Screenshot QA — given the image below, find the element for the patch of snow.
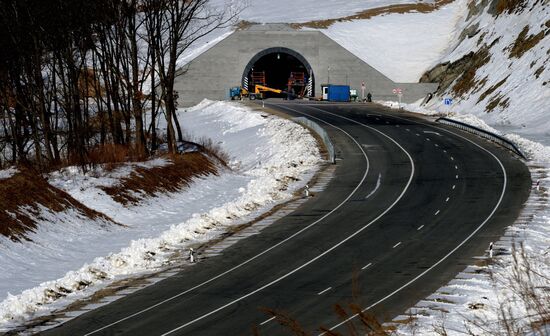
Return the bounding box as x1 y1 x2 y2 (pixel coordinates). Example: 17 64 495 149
0 100 321 330
0 167 18 180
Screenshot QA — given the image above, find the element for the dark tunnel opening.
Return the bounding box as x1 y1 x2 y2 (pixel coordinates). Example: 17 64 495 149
247 52 311 99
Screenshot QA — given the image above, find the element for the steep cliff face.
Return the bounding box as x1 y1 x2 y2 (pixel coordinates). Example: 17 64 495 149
421 0 550 138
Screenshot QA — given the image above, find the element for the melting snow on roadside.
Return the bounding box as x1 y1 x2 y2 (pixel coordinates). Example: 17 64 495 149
0 100 321 331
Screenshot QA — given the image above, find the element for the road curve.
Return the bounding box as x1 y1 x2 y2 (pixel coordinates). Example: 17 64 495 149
40 102 531 336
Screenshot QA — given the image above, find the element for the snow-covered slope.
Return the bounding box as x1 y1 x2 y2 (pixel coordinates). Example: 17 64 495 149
322 0 468 82
420 0 549 140
213 0 424 23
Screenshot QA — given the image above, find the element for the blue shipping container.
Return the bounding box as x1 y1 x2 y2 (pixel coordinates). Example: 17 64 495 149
327 85 350 102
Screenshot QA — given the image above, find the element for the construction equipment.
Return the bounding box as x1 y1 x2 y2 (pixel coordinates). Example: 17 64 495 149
229 86 249 100
251 71 266 86
249 84 297 100
250 84 281 100
287 72 306 97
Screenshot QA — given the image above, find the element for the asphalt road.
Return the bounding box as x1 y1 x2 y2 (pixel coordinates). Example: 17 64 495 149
40 101 531 336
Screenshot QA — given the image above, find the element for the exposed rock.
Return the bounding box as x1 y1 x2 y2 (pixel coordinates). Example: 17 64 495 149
459 23 481 42
420 45 491 95
467 0 490 20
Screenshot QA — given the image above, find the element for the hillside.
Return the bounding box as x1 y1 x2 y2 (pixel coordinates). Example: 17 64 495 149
421 0 549 143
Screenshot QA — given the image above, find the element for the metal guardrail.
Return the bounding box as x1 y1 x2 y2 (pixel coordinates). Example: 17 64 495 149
436 117 527 160
293 117 336 164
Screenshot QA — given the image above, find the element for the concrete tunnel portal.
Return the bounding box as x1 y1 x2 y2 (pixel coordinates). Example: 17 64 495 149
174 23 438 106
242 47 314 98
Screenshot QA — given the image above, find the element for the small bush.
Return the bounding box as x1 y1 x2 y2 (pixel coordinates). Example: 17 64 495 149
86 144 147 171
195 136 230 166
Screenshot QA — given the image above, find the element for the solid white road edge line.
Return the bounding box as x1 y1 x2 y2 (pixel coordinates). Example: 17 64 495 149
83 106 373 336
156 104 416 336
320 109 508 335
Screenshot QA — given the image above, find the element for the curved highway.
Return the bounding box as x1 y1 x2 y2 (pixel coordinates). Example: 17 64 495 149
41 101 531 336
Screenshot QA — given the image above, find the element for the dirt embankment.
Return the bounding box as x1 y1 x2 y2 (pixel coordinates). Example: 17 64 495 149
0 167 116 242
101 152 220 205
1 150 223 241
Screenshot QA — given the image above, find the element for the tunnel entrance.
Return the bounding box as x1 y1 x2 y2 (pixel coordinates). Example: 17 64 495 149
242 47 314 99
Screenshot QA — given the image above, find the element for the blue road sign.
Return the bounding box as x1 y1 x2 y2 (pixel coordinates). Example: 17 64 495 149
444 98 453 105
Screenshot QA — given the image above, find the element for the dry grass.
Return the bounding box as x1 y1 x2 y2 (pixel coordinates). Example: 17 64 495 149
0 167 114 241
256 304 395 336
100 152 218 205
78 68 105 98
195 137 230 165
236 20 256 30
87 143 147 171
291 0 454 29
510 25 545 58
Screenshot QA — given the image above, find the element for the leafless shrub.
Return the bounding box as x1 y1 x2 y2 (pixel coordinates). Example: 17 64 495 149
456 243 550 336
195 136 230 165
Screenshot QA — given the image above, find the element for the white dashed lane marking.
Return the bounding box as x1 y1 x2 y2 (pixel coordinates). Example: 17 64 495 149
317 287 332 295
260 317 276 326
393 242 402 249
417 225 424 231
362 263 372 270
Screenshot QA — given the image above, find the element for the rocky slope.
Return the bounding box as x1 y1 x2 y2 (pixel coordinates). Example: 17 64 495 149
421 0 549 141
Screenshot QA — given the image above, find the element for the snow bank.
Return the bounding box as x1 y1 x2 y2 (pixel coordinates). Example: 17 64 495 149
0 100 321 330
